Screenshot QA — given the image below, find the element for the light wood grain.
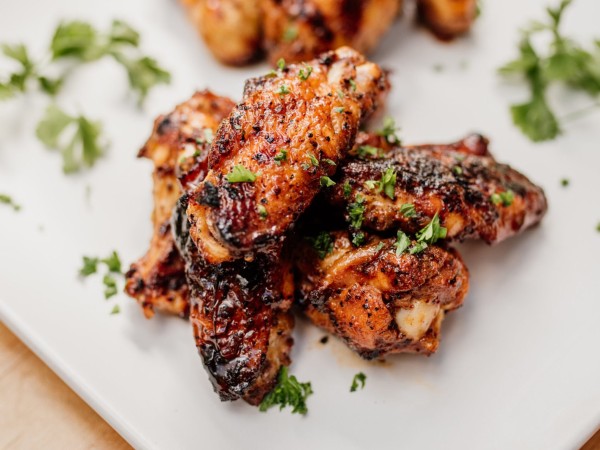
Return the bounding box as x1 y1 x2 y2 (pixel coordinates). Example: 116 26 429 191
0 320 598 449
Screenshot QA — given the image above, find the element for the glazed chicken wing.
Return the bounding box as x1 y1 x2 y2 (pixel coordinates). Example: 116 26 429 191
187 47 388 265
260 0 402 65
327 134 547 245
125 91 235 318
296 231 468 359
181 0 263 65
173 196 294 404
417 0 478 39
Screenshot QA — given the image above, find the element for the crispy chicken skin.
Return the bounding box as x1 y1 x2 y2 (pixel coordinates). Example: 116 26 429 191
417 0 478 39
125 91 235 318
187 47 388 264
296 231 468 359
181 0 263 65
173 196 294 404
328 134 548 245
260 0 402 65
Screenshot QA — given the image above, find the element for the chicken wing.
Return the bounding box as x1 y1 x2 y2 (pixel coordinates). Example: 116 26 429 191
327 134 547 244
416 0 478 39
260 0 402 65
187 47 388 264
181 0 263 66
295 231 468 359
125 91 235 318
173 196 294 404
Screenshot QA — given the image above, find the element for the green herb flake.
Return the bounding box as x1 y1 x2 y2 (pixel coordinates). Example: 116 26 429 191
298 64 313 81
348 195 366 230
356 145 381 159
409 241 428 255
394 230 411 256
277 84 290 95
350 372 366 392
103 274 118 299
282 26 298 43
560 178 570 187
226 165 257 183
377 167 397 199
308 153 319 166
415 212 447 245
351 231 366 247
257 204 268 219
334 107 344 113
343 181 352 199
364 180 377 190
101 251 122 273
308 232 334 259
277 58 286 71
274 149 288 165
320 176 336 188
490 190 515 207
259 366 313 415
110 304 121 315
79 256 99 276
323 158 336 166
374 242 385 252
453 166 463 176
0 194 21 211
349 79 357 91
377 117 401 144
399 203 417 218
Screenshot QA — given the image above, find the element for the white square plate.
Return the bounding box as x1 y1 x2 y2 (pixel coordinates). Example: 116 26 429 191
1 0 599 448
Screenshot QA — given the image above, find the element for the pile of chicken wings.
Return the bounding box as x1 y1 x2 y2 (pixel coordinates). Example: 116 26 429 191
126 48 547 406
181 0 479 66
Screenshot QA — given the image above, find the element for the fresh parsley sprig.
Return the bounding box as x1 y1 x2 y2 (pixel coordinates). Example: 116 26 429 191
499 0 600 142
350 372 367 392
79 250 124 311
307 232 334 259
259 367 313 415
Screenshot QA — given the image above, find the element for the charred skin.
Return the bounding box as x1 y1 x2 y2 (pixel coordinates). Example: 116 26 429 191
125 91 235 318
181 0 263 66
295 231 469 359
328 134 548 245
173 197 294 404
187 47 389 265
260 0 402 65
417 0 478 39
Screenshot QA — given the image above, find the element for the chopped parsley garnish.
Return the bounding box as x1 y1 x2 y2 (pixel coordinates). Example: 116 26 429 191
356 145 382 159
80 251 124 301
343 181 352 199
277 84 290 95
415 212 447 245
257 204 268 219
348 195 366 229
36 104 105 173
274 149 288 165
490 190 515 207
103 274 118 299
308 153 319 166
282 26 298 42
453 166 463 175
377 117 401 144
226 165 257 183
334 107 344 113
560 178 570 187
399 203 417 218
498 0 600 142
298 64 312 81
323 158 336 166
351 231 366 247
308 232 334 259
337 89 344 99
375 242 385 252
394 230 411 256
364 180 377 190
277 58 286 70
409 241 428 255
259 366 313 415
0 20 169 104
349 79 357 91
0 194 21 211
377 167 397 199
79 256 99 276
320 176 336 187
110 304 121 315
350 372 366 392
101 251 122 273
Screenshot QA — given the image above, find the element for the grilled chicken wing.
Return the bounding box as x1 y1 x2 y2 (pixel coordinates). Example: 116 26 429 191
187 47 388 264
296 231 468 359
173 196 294 404
327 134 547 245
125 91 235 318
417 0 478 39
181 0 263 65
260 0 402 65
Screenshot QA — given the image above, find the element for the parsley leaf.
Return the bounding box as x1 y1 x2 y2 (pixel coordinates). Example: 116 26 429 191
343 181 352 199
277 84 290 95
399 203 416 218
277 58 286 70
348 195 366 229
308 232 334 259
101 251 122 273
274 149 288 165
320 176 336 187
356 145 382 159
308 153 319 166
226 165 257 183
364 180 377 190
0 193 21 211
36 104 105 173
350 372 366 392
79 256 99 276
377 117 401 144
415 212 447 245
298 64 312 81
103 274 118 299
490 190 515 207
257 204 268 219
351 231 366 247
377 167 397 199
259 366 313 415
394 230 411 256
110 304 121 315
111 53 171 104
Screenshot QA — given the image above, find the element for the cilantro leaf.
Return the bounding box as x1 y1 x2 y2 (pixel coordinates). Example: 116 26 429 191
350 372 366 392
226 165 257 183
259 366 313 415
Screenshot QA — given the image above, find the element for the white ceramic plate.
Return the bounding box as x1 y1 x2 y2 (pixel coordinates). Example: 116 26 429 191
1 0 599 448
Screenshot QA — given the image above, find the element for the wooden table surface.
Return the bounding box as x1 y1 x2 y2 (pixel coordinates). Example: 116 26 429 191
0 320 598 450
